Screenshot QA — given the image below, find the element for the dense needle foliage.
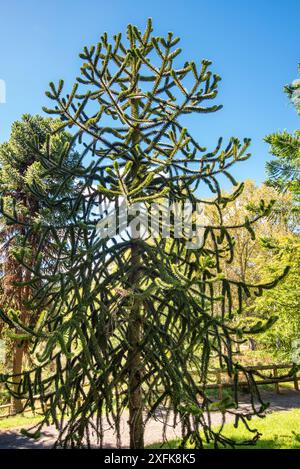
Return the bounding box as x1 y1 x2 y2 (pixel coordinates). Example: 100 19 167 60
0 114 79 412
265 64 300 206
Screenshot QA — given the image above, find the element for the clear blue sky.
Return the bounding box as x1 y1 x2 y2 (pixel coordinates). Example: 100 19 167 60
0 0 299 184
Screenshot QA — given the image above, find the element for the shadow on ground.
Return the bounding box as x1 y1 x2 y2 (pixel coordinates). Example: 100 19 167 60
0 389 299 449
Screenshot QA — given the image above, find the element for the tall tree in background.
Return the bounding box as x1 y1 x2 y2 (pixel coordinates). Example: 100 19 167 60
251 234 300 354
0 20 289 448
265 64 300 210
255 63 300 355
214 180 295 352
0 114 78 412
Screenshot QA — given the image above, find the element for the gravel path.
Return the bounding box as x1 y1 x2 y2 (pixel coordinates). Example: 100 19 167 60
0 389 299 449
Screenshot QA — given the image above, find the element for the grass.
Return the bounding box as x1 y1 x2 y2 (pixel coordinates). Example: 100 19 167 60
1 408 300 449
0 413 42 431
147 409 300 449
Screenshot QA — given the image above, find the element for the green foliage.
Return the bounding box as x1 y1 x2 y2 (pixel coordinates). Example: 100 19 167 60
0 114 80 399
253 236 300 355
265 64 300 206
0 413 41 430
0 20 287 449
148 409 300 449
0 114 80 227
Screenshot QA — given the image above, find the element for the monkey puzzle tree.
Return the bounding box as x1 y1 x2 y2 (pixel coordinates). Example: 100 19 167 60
0 20 291 448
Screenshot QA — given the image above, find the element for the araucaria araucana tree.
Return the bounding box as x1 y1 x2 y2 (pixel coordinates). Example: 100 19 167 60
0 20 291 448
0 114 79 413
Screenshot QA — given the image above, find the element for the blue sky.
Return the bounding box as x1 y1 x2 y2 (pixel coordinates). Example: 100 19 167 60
0 0 299 185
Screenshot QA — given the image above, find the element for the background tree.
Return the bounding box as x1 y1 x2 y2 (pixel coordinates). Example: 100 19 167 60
0 20 289 448
217 180 292 284
250 234 300 355
251 63 300 356
0 114 79 412
209 180 294 352
265 63 300 210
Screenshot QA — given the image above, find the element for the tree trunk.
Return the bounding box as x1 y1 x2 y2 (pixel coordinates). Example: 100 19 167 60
127 242 144 449
126 58 144 448
248 337 256 351
11 340 24 414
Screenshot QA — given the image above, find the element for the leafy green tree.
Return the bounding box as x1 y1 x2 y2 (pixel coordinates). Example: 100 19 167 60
265 64 300 208
0 20 289 448
0 114 78 412
251 235 300 355
259 63 300 356
209 180 294 351
214 180 292 284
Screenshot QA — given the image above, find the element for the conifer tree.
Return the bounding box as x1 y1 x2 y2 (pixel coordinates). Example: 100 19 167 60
0 114 79 412
0 20 291 448
265 64 300 208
